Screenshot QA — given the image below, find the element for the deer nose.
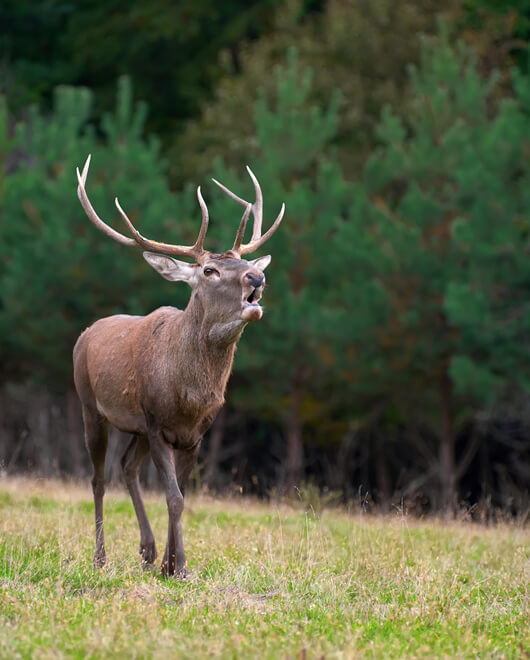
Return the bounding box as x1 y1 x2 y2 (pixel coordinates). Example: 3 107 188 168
246 272 264 288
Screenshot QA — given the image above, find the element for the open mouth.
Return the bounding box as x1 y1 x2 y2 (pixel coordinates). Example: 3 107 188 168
241 285 264 321
243 286 262 306
246 289 259 304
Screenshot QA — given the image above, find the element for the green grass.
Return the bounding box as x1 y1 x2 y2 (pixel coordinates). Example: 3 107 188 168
0 478 528 658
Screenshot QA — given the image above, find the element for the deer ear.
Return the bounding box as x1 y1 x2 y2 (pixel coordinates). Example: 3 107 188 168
143 252 198 285
248 255 271 271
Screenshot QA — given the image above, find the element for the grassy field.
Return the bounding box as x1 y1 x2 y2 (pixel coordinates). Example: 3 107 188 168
0 478 528 659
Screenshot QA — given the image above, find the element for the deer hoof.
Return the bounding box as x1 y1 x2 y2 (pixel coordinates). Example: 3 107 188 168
139 541 157 565
93 552 106 569
175 566 189 580
160 561 188 580
160 559 173 578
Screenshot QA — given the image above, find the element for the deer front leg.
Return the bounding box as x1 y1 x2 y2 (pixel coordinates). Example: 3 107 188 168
121 434 157 565
160 442 202 574
148 432 186 578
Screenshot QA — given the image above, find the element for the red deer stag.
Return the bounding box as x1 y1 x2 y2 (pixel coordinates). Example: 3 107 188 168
73 155 285 577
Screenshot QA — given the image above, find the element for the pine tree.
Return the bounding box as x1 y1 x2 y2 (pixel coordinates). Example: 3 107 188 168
172 0 464 187
0 77 195 386
334 35 530 510
205 50 349 489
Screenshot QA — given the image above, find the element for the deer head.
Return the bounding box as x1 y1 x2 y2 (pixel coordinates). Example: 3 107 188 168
76 155 285 325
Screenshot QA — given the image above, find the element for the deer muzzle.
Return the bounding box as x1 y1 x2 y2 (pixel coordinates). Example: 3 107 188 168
246 273 264 288
241 272 265 322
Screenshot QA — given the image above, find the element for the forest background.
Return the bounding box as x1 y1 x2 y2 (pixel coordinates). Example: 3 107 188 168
0 0 529 516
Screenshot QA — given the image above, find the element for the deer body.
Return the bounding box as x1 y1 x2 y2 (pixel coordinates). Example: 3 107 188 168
73 156 284 576
74 305 236 446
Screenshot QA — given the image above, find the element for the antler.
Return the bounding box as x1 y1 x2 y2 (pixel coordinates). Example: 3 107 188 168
76 154 209 260
212 166 285 256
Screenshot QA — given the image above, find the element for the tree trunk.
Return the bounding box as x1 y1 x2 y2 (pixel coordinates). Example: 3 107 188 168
203 407 226 491
375 433 391 511
439 369 457 515
284 376 304 492
67 385 85 476
334 429 356 498
28 390 51 476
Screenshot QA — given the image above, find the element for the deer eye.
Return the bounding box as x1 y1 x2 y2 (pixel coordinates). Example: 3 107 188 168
203 267 219 277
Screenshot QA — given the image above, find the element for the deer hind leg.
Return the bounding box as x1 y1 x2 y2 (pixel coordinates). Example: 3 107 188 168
121 434 157 565
176 442 202 497
82 405 108 568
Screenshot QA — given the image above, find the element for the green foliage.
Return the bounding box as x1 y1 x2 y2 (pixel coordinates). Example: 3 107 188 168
0 95 8 203
0 78 193 385
0 3 528 503
335 33 530 426
0 1 76 110
207 51 349 433
0 0 283 135
465 0 530 38
253 50 341 173
173 0 463 186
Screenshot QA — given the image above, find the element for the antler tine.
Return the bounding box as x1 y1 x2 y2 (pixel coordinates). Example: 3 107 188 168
194 186 209 253
239 202 285 255
114 195 207 260
245 166 263 241
76 154 210 261
211 177 248 207
212 168 262 241
212 167 285 256
76 155 137 247
232 203 252 252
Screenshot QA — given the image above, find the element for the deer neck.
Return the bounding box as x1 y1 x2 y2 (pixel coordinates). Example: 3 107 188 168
160 295 242 413
179 293 246 363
